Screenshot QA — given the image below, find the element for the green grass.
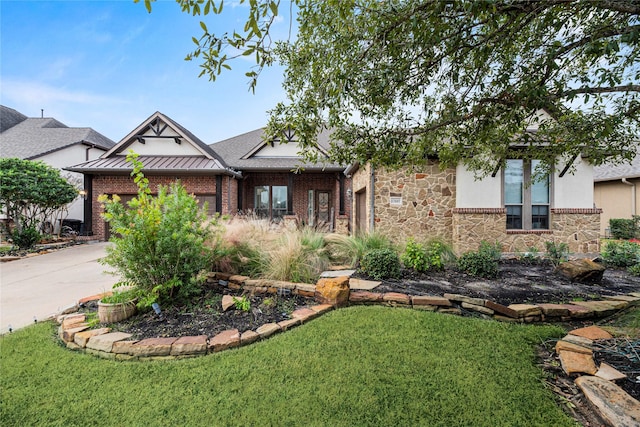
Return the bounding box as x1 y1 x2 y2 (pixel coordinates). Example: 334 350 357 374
1 306 576 426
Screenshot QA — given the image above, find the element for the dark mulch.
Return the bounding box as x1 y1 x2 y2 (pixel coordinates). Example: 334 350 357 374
368 258 640 306
81 259 639 426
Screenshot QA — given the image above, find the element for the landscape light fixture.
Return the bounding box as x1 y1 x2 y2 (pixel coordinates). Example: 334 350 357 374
152 303 163 319
8 324 12 333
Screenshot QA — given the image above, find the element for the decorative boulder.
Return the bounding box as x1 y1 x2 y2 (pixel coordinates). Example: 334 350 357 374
555 259 605 284
315 276 350 307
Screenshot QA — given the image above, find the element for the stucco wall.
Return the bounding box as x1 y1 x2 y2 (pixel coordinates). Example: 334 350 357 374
553 155 594 209
126 136 203 156
455 164 501 208
37 145 106 222
594 178 639 236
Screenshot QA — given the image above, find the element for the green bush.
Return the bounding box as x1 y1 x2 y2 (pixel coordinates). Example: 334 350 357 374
11 226 40 250
100 152 215 309
360 248 401 280
544 241 569 266
602 240 640 268
401 238 450 272
457 241 500 278
325 232 395 267
627 263 640 276
609 218 638 240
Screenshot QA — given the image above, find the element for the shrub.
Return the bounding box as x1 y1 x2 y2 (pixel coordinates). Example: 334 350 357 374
11 226 40 250
457 241 500 278
99 152 215 309
602 240 640 268
401 238 451 272
264 227 330 283
517 246 542 264
609 217 639 240
544 241 569 266
360 248 401 280
627 263 640 277
325 232 395 267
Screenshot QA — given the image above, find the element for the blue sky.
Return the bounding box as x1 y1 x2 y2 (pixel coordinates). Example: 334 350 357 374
1 0 293 144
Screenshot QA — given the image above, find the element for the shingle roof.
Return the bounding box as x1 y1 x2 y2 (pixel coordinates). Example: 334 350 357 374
0 105 27 132
66 155 236 176
210 127 346 171
0 106 115 159
593 147 640 182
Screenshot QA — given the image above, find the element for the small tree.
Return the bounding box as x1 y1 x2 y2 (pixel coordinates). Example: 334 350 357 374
0 158 78 248
99 151 216 308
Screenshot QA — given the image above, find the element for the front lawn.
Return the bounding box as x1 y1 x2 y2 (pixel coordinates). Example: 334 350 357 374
0 306 576 426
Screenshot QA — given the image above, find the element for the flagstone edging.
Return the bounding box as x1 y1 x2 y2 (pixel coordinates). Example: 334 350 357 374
57 273 640 363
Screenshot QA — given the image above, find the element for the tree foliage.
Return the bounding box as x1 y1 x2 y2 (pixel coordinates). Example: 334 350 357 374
142 0 639 174
0 158 77 234
99 151 216 308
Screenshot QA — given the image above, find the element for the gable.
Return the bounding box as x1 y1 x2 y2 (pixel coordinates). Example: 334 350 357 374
103 112 222 161
249 140 326 159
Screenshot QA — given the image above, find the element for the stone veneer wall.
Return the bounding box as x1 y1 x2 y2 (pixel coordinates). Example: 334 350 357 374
372 162 456 245
452 208 602 254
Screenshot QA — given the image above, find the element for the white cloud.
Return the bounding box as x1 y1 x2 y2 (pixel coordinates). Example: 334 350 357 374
1 78 121 107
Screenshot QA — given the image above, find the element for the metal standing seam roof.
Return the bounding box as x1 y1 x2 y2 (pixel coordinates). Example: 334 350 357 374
65 155 238 176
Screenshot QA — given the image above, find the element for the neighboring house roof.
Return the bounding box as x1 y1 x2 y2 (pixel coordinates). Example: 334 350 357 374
0 105 115 159
211 127 346 172
68 111 239 177
0 105 28 132
594 154 640 182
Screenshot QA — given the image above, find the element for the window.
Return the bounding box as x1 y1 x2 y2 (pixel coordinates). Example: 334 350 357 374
504 159 549 230
254 186 287 221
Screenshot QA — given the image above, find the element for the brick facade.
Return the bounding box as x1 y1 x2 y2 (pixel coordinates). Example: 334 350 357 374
90 172 351 239
91 174 231 240
241 172 351 231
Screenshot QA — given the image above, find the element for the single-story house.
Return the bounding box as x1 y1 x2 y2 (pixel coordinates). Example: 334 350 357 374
66 112 350 240
347 108 602 254
594 149 640 236
68 110 602 255
0 105 115 231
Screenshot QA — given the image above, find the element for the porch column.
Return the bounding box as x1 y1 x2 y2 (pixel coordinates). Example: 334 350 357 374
287 173 294 215
216 175 223 214
237 179 243 211
339 174 345 215
83 175 93 235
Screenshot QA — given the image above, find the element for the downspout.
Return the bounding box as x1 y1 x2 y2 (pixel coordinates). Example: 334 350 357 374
622 178 636 216
369 165 375 231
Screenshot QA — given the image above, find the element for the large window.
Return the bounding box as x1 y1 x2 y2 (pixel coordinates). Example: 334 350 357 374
254 186 287 221
504 159 549 230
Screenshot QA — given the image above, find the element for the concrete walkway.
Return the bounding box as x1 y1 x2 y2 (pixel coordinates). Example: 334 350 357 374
0 242 118 333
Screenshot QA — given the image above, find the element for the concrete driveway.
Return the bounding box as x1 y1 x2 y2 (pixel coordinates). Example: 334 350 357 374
0 242 119 333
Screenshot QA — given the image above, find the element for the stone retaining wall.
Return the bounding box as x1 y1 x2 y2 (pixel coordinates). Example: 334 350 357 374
57 273 639 361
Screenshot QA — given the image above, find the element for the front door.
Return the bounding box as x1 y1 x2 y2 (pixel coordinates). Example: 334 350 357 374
316 191 331 224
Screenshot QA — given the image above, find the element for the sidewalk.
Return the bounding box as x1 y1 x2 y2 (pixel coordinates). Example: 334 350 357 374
0 242 119 333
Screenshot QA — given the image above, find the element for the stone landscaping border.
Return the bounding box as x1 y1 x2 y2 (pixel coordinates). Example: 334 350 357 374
55 272 639 424
57 272 640 360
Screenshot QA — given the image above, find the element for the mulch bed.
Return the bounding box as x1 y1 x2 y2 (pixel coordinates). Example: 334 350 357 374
81 259 639 426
